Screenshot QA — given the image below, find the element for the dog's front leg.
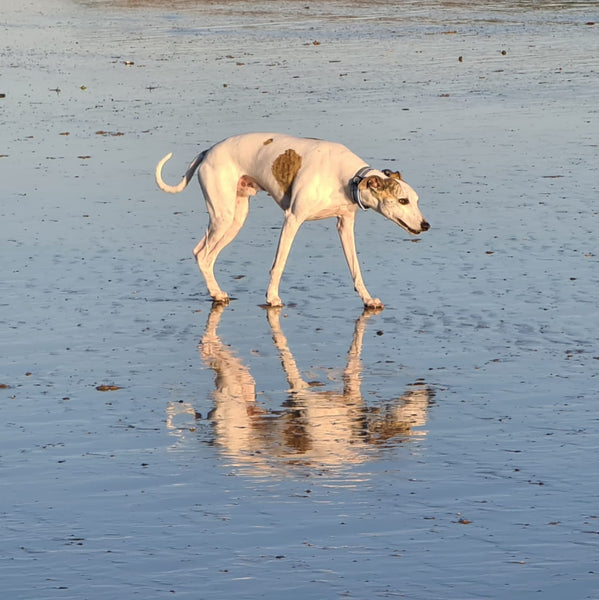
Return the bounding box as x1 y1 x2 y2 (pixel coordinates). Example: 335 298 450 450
266 213 303 307
337 215 384 309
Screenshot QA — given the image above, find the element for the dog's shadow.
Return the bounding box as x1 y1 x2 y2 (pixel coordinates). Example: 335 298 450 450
167 304 434 474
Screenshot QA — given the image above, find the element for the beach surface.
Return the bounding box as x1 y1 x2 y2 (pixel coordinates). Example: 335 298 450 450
1 1 598 598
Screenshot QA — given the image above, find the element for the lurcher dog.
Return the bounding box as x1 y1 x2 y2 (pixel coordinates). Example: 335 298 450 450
155 133 429 309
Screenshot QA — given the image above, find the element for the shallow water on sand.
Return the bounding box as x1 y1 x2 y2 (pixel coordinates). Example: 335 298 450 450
1 1 598 598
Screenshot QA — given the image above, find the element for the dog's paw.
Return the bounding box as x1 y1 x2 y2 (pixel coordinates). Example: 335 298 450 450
364 297 384 310
212 292 230 305
266 295 283 307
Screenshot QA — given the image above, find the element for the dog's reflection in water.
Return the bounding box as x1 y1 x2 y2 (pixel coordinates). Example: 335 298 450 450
167 305 433 472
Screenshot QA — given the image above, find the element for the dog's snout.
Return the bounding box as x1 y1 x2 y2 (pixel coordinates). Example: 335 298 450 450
421 221 430 232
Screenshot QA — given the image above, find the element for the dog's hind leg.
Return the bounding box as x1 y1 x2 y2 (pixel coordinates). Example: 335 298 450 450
193 230 230 303
194 177 250 303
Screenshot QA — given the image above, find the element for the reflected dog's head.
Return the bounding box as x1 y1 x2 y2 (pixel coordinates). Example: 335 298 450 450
359 169 430 235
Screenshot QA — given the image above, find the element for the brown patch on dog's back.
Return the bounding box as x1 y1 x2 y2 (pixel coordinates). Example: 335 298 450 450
272 148 302 196
263 138 274 145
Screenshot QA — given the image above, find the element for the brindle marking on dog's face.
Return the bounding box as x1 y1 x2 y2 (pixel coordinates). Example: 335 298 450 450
368 177 409 206
359 175 399 200
272 148 302 196
263 138 274 145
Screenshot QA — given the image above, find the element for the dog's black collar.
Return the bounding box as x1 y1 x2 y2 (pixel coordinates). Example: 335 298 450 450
351 166 373 210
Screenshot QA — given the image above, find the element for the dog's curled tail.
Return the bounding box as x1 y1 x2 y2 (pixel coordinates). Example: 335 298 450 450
155 151 205 193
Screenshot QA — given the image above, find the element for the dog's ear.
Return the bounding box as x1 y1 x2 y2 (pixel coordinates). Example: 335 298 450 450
382 169 402 181
365 175 383 189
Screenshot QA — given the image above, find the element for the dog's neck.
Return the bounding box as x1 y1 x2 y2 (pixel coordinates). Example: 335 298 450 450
350 166 374 210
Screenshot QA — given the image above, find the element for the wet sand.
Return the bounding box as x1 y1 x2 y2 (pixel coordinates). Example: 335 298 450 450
1 1 598 598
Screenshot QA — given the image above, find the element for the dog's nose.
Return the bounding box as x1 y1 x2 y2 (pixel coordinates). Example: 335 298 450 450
421 221 430 232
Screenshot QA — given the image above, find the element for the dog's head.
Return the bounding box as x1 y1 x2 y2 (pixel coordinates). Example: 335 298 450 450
358 169 430 235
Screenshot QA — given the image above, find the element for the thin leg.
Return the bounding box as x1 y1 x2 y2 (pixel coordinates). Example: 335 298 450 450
266 213 302 306
337 215 383 309
194 182 250 303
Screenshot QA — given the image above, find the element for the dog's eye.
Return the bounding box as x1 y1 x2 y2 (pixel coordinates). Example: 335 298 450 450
398 197 409 205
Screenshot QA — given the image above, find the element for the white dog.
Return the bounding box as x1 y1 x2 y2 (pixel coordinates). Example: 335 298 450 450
155 133 429 309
